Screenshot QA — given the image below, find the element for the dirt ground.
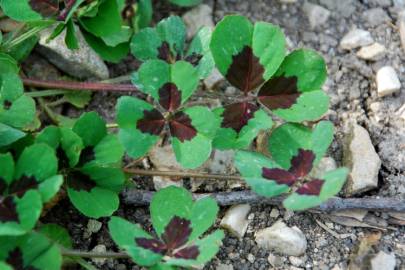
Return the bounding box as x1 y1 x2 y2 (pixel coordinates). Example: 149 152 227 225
30 0 405 269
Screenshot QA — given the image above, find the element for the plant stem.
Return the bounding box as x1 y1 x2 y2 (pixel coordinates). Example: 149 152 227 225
26 89 71 98
3 24 48 51
124 168 243 181
106 123 119 128
61 249 130 259
123 189 405 212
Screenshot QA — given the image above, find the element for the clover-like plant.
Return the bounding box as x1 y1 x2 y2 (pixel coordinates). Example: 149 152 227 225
36 112 125 218
0 231 62 270
0 143 63 235
117 59 220 169
235 121 348 210
109 186 224 269
209 15 329 149
131 15 214 79
0 55 36 147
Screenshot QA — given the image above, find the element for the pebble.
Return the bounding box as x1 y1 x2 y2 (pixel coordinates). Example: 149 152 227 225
398 12 405 54
203 68 224 90
289 255 306 267
309 157 337 179
87 219 102 233
216 263 234 270
343 123 381 195
247 253 255 263
91 244 107 265
370 251 396 270
182 4 214 39
255 220 307 256
267 253 285 267
363 8 390 27
376 66 401 97
302 2 330 29
320 0 355 18
356 43 386 61
220 204 251 238
269 208 280 218
37 26 109 80
340 29 373 50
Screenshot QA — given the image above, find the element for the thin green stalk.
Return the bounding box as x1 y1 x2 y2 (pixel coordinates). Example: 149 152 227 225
3 24 48 51
26 89 70 98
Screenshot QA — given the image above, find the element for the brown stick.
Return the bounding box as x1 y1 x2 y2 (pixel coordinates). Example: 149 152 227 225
122 189 405 213
124 168 243 181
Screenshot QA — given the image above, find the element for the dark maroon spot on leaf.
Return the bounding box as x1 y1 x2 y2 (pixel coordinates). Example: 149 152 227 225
169 112 197 142
296 179 324 196
6 248 39 270
174 245 199 259
77 146 96 167
158 83 181 112
135 238 167 255
29 0 59 17
67 171 96 192
8 175 38 198
262 168 297 186
184 53 203 67
56 146 70 169
158 41 175 62
258 75 300 110
0 196 19 222
221 102 259 133
162 216 192 250
3 100 12 110
136 109 166 136
289 149 316 178
226 46 265 93
57 0 76 21
0 177 7 195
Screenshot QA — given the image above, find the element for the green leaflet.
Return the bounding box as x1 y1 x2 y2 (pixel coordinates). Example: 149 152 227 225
0 0 42 22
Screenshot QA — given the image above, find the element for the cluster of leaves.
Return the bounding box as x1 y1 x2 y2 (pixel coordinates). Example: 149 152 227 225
110 186 224 269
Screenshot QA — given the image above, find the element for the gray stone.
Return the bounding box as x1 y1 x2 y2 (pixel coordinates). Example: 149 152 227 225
91 245 107 265
302 2 331 29
319 0 355 18
376 66 401 97
356 43 386 61
255 220 307 256
398 12 405 54
87 219 102 233
38 26 109 80
269 208 280 218
182 4 214 39
340 29 374 50
343 123 381 195
267 253 286 268
370 251 396 270
216 264 234 270
309 157 337 179
203 68 224 90
220 204 251 238
363 8 390 27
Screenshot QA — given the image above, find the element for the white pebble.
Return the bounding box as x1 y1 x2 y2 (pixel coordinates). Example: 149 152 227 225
376 66 401 97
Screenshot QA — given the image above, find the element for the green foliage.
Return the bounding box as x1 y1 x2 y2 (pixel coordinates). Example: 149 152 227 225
109 186 223 268
169 0 202 6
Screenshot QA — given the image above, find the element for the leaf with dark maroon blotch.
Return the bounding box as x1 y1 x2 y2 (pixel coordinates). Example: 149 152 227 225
169 112 197 142
173 245 199 259
0 196 19 222
136 109 166 136
8 175 38 198
67 171 96 192
296 179 324 195
184 53 203 67
135 238 167 255
226 46 265 93
289 149 315 178
6 248 25 270
77 146 96 167
162 216 192 250
158 83 181 112
220 102 259 133
262 168 297 186
158 41 173 62
29 0 59 17
258 75 300 110
0 178 7 194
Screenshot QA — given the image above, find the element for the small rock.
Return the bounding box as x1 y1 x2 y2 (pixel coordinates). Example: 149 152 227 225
343 123 381 195
319 0 355 18
356 43 386 61
267 253 286 267
289 256 306 267
38 26 109 80
370 251 396 270
182 4 214 39
302 2 330 29
203 68 224 90
87 219 102 234
363 8 390 27
376 66 401 97
309 157 337 179
153 176 183 190
91 245 107 265
220 204 251 238
216 264 234 270
283 209 294 221
247 253 255 263
340 29 373 50
255 220 307 256
279 0 297 3
270 208 280 218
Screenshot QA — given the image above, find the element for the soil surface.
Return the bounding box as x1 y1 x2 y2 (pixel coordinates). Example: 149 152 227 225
29 0 405 269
